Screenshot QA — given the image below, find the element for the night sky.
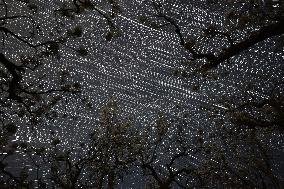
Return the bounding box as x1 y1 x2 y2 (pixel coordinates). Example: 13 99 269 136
1 0 284 188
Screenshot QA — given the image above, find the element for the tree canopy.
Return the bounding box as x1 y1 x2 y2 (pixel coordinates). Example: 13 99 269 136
0 0 283 188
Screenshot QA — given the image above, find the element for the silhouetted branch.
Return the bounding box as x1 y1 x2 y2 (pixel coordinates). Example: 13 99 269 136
200 19 284 72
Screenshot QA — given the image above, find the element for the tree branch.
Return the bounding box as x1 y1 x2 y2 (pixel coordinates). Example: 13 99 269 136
200 19 284 71
0 53 23 101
